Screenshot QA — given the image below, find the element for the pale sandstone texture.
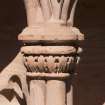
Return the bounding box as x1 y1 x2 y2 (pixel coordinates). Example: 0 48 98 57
0 0 84 105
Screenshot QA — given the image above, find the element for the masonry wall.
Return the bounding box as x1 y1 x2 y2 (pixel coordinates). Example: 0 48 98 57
0 0 105 105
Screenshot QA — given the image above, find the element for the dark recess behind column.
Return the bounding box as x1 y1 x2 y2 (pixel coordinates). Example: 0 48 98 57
0 0 27 70
74 0 105 105
0 0 105 105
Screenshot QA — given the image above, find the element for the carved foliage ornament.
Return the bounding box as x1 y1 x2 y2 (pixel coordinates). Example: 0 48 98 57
24 0 78 25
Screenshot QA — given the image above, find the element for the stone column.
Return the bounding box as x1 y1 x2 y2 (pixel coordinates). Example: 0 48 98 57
19 30 84 105
18 0 84 105
46 80 66 105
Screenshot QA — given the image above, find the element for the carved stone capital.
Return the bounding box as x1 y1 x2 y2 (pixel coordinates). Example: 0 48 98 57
19 26 84 79
23 55 75 73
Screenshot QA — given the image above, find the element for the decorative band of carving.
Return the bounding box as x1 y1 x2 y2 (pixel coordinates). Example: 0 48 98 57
23 55 75 73
27 72 70 80
19 26 84 75
18 26 84 43
21 46 77 55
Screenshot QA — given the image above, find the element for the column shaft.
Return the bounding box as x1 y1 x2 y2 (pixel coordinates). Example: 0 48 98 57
46 80 66 105
67 85 73 105
29 80 46 105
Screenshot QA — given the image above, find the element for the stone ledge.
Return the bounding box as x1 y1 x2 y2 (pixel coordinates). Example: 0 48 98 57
18 26 84 43
27 72 70 80
21 46 77 55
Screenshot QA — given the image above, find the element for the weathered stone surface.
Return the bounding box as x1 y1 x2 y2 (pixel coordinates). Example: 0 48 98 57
0 53 29 105
0 0 84 105
29 80 46 105
27 72 70 79
23 55 75 73
46 80 66 105
0 0 105 105
24 0 78 26
18 26 84 43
